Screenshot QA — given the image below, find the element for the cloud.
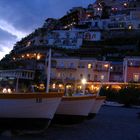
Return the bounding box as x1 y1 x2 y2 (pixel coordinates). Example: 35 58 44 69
0 28 18 59
0 0 95 60
0 20 28 39
0 28 17 41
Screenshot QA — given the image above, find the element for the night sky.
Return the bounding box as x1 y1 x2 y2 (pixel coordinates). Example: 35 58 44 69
0 0 95 59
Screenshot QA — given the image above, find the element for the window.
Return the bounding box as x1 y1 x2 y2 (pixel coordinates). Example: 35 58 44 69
39 39 43 43
88 64 92 69
88 74 90 80
95 22 98 27
133 74 139 82
101 75 104 80
60 62 64 67
58 73 61 78
94 75 98 81
69 73 72 77
70 63 74 68
80 74 83 78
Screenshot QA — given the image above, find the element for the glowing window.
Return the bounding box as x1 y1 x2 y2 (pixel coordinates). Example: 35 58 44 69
133 74 139 82
101 75 104 80
88 64 92 69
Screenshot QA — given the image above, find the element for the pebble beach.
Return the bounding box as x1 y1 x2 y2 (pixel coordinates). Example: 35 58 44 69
0 105 140 140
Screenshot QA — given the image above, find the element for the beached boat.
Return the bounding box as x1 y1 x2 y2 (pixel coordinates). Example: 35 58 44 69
0 92 63 130
53 95 96 124
88 96 106 119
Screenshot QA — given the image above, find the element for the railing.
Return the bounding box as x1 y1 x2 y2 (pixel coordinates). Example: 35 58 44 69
65 77 75 81
55 66 77 70
0 69 35 80
93 68 109 72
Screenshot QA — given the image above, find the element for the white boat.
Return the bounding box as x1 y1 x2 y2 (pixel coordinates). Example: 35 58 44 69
88 96 106 119
0 92 63 130
53 95 96 124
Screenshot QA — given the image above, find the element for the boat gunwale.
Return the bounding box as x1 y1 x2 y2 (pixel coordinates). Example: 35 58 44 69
0 92 63 99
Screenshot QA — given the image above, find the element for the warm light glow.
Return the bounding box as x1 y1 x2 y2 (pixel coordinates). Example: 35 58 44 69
2 88 7 93
106 86 109 89
78 85 82 89
37 54 41 60
66 85 72 89
59 84 63 88
133 74 139 82
27 54 30 57
91 85 94 90
2 88 12 93
101 75 104 80
88 64 92 69
104 64 109 68
87 14 91 17
112 85 121 90
7 88 12 93
13 57 15 60
39 84 45 90
22 55 24 58
52 83 56 89
81 78 87 85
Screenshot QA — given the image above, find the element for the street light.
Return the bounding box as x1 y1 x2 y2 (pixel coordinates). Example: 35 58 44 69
81 78 87 95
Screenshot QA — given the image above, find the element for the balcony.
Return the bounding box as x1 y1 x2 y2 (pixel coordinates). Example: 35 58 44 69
93 68 109 72
64 77 76 82
55 66 77 70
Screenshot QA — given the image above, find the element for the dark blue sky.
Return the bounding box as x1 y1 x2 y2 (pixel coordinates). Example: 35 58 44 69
0 0 95 59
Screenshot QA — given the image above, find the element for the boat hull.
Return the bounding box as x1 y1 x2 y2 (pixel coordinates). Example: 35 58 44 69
0 93 62 130
88 96 106 119
53 96 95 124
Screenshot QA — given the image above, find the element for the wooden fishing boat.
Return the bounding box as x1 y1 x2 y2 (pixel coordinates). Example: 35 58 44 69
0 92 63 130
53 95 96 124
88 96 106 119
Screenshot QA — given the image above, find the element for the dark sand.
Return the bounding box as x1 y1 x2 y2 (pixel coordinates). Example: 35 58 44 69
0 106 140 140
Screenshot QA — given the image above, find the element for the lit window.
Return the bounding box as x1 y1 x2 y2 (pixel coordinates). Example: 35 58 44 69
52 83 56 89
101 75 104 80
59 84 63 88
133 74 139 82
88 64 92 69
104 64 109 68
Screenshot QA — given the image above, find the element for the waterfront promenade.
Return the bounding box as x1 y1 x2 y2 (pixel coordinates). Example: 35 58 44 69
0 105 140 140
